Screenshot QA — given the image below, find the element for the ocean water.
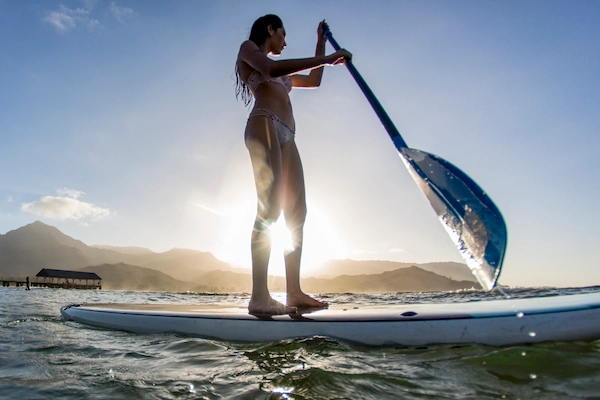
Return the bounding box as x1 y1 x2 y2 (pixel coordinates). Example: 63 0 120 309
1 286 600 399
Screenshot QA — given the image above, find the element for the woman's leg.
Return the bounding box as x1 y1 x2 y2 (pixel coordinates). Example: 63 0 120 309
245 116 295 315
281 140 328 309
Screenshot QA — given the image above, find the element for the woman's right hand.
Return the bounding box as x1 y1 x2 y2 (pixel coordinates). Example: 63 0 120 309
327 49 352 65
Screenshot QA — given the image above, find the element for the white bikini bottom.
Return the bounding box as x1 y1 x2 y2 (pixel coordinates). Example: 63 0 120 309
246 108 295 146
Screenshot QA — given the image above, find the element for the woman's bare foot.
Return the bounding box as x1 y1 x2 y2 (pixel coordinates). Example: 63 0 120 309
286 291 328 309
248 295 297 315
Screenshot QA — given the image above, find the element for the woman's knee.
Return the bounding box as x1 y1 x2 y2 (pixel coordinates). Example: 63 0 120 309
285 205 307 232
284 195 307 223
254 205 282 233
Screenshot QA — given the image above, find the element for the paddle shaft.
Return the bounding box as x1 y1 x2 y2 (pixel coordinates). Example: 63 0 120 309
324 30 408 149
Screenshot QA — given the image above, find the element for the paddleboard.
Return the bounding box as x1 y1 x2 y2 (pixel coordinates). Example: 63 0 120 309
61 292 600 346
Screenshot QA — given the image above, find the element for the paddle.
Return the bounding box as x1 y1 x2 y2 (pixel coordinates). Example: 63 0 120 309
324 29 507 290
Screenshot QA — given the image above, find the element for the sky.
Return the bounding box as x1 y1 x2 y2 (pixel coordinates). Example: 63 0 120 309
1 0 599 288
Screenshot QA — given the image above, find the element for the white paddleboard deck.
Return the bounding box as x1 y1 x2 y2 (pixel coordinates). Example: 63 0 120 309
61 292 600 346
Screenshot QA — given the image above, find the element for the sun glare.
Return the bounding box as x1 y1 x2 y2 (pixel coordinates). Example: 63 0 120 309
216 199 343 278
270 217 294 253
266 216 295 277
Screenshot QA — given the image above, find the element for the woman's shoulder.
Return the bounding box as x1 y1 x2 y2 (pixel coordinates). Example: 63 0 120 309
237 41 261 68
239 40 260 55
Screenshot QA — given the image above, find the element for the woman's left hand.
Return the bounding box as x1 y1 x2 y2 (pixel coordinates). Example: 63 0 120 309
317 20 329 43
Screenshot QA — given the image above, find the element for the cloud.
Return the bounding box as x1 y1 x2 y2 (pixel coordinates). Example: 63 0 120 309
87 18 100 29
21 188 111 222
109 2 134 23
82 0 98 10
56 188 84 199
41 1 132 33
42 4 92 33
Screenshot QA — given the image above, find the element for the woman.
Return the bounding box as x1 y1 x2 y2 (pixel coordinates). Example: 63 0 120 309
236 15 351 315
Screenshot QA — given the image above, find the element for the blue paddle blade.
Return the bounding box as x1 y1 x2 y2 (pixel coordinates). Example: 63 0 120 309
398 148 507 290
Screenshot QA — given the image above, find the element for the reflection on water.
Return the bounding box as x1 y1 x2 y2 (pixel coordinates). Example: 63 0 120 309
1 286 599 399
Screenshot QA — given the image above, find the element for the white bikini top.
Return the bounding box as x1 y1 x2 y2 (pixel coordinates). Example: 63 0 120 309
246 70 292 94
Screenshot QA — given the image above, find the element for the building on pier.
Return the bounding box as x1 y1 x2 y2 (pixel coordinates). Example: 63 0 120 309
35 269 102 289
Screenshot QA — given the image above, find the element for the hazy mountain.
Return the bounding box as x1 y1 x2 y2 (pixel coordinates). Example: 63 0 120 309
195 269 254 293
302 266 478 293
81 263 197 292
314 259 477 282
90 245 156 256
0 221 235 279
130 248 238 282
81 263 475 293
0 221 124 277
0 221 480 293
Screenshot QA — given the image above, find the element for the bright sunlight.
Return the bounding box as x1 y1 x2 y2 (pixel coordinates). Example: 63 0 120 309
270 217 294 253
216 200 343 277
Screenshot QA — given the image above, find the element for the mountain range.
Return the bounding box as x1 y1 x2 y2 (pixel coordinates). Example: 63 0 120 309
0 221 479 293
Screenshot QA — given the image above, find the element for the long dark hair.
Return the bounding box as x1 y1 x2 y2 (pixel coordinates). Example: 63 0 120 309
235 15 284 106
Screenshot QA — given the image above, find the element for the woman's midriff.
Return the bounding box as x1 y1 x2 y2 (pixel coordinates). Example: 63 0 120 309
252 83 295 131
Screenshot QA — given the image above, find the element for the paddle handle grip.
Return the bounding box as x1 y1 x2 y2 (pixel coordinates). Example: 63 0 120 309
324 29 408 149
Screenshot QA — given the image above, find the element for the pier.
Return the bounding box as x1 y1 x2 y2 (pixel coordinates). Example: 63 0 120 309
1 278 32 288
1 269 102 290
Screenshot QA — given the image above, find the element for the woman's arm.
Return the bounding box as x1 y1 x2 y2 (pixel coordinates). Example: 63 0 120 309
290 21 328 88
238 38 349 79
